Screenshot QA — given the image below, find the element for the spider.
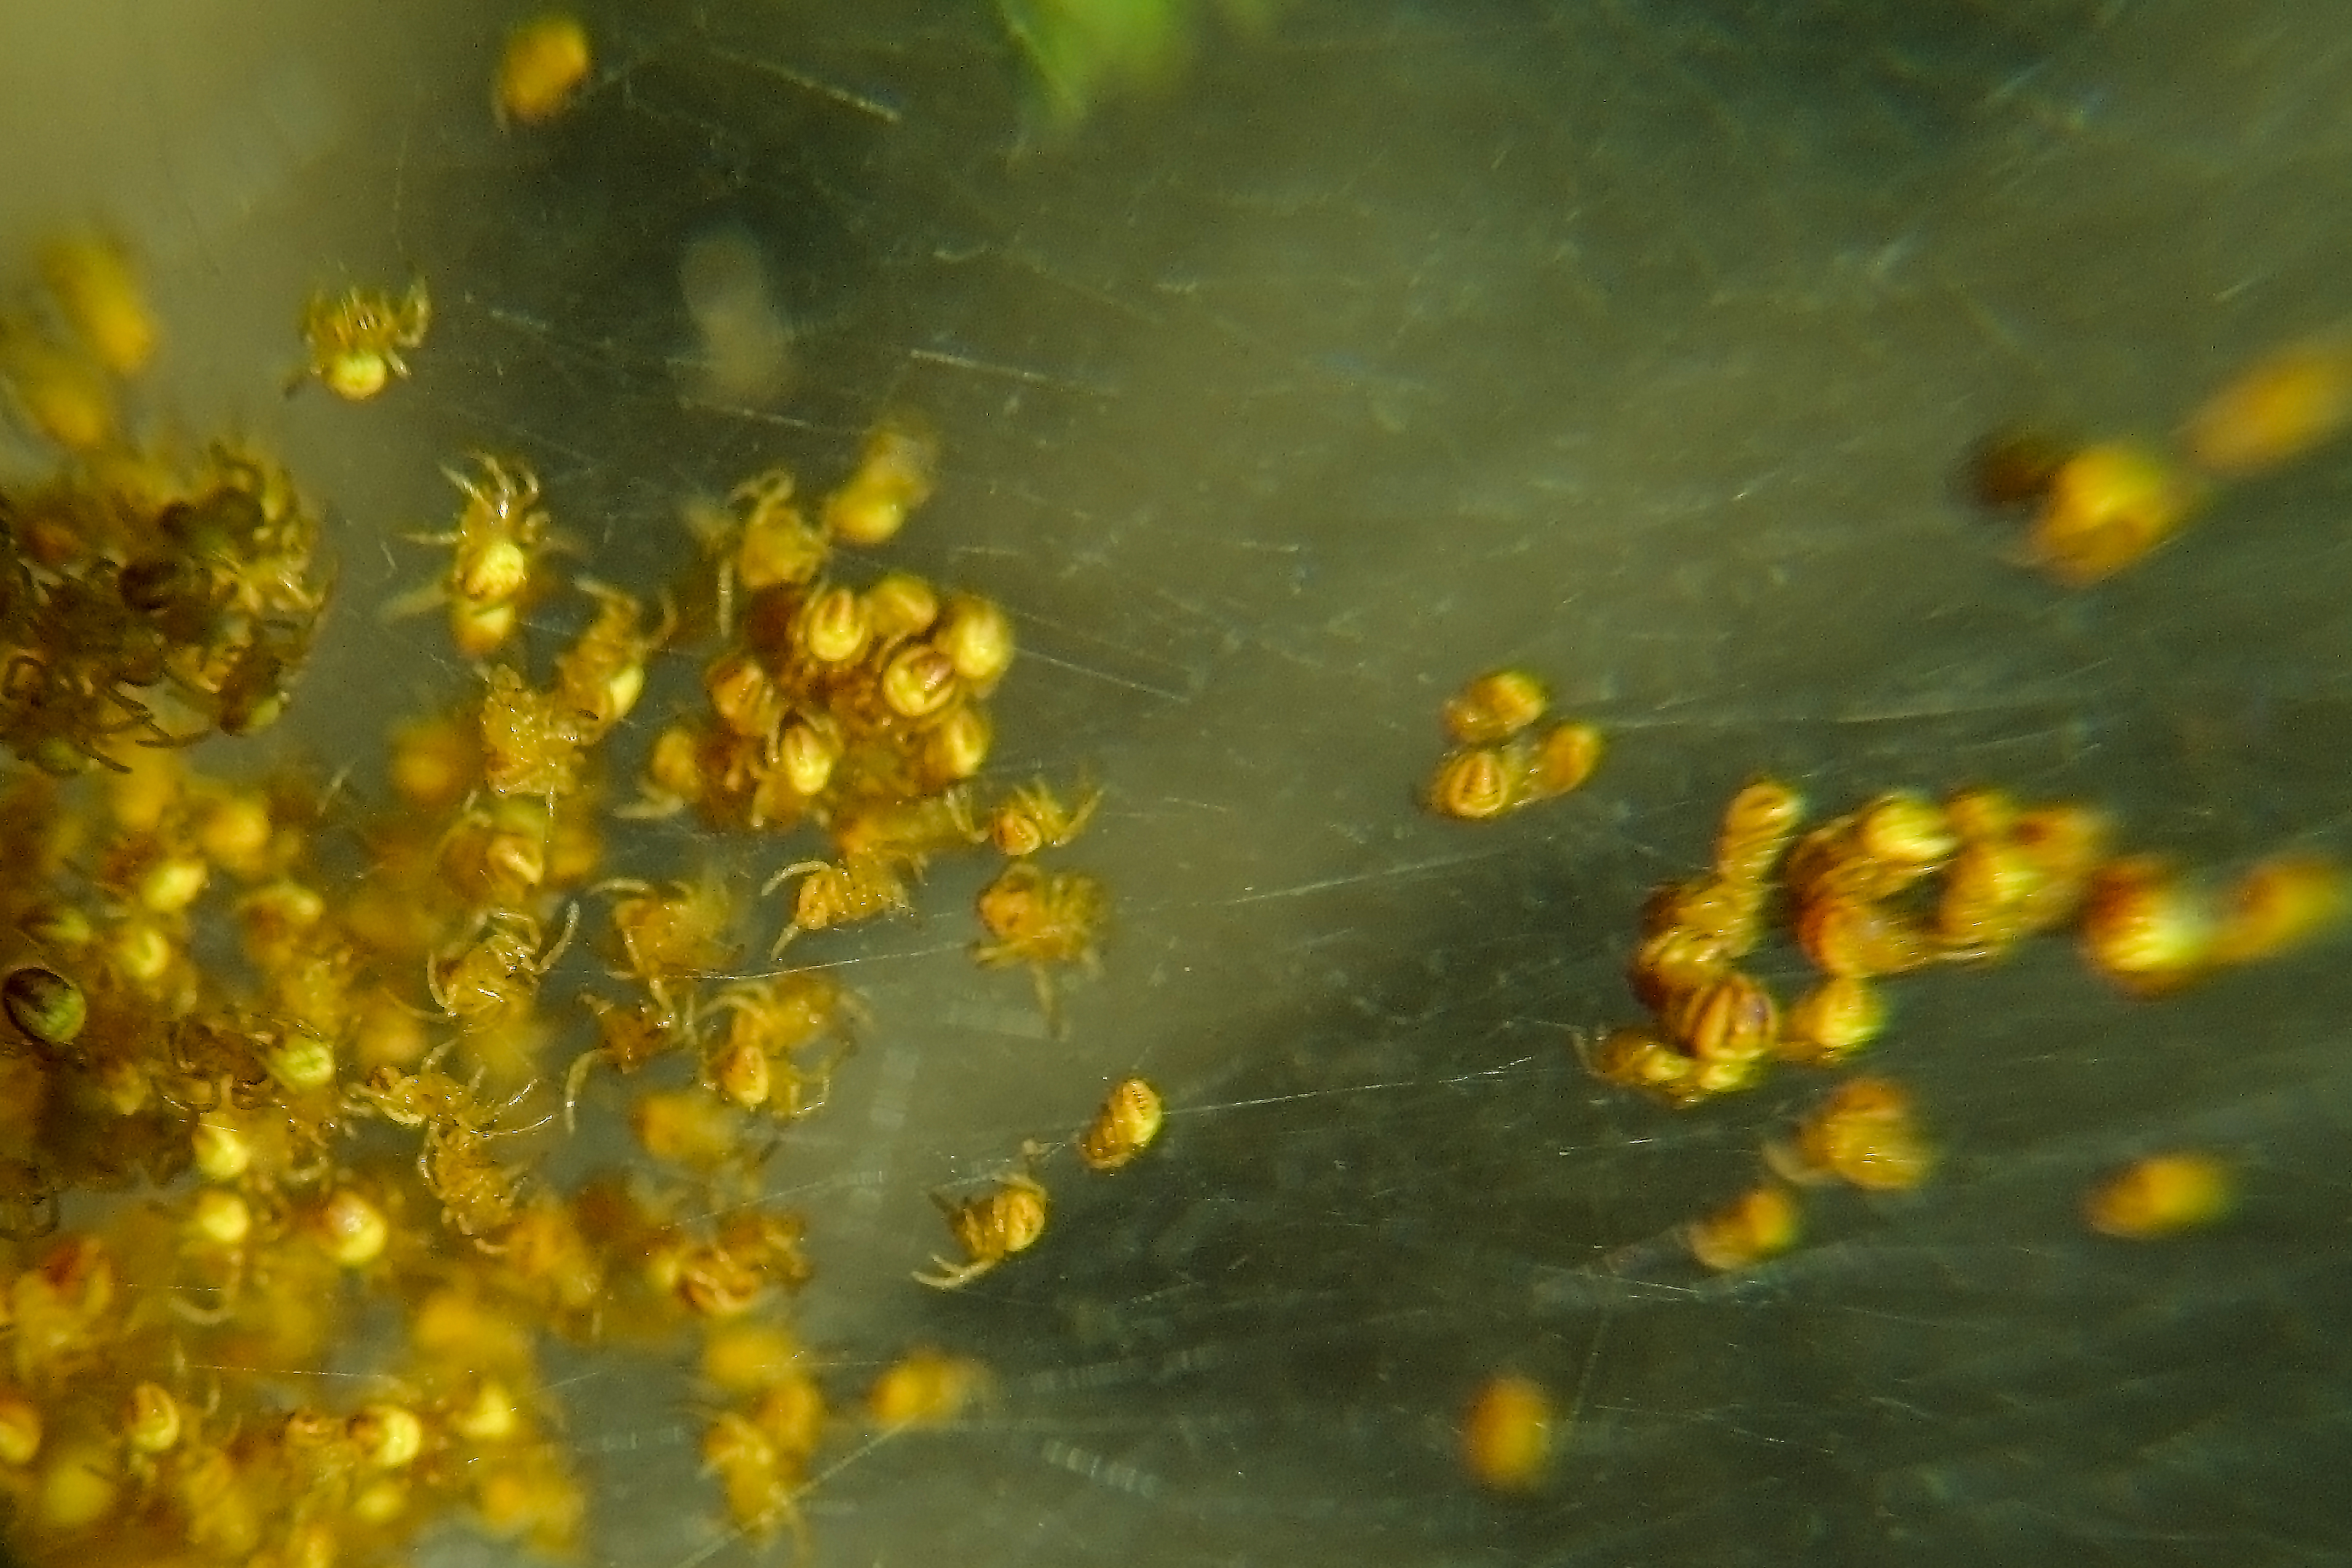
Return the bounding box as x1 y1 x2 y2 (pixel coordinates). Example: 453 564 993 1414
478 666 595 801
1686 1183 1802 1272
1077 1076 1163 1172
1776 976 1886 1064
428 906 579 1028
2078 856 2215 996
437 793 553 910
867 1347 985 1429
702 1406 812 1556
973 860 1106 1027
563 992 697 1128
973 861 1102 968
354 1056 546 1240
4 965 86 1053
1441 668 1547 748
2084 1152 2233 1239
832 788 982 866
40 231 156 376
2027 441 2204 586
703 973 863 1119
765 852 909 955
914 1172 1049 1290
1460 1374 1551 1494
595 873 736 989
298 279 429 402
496 13 593 127
554 578 673 739
988 778 1101 858
2210 852 2346 967
388 455 554 659
724 467 830 597
933 593 1014 690
820 416 938 547
1423 724 1601 820
1769 1077 1933 1192
2183 335 2352 477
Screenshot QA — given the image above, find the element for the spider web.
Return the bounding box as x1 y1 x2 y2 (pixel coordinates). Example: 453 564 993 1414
6 0 2352 1564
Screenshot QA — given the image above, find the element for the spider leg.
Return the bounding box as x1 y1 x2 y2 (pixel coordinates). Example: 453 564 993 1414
912 1256 986 1291
560 1045 605 1132
762 860 829 897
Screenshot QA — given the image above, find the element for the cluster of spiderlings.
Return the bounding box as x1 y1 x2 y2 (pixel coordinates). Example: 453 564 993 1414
620 419 1123 1035
1967 333 2352 587
0 420 655 1556
1600 779 1813 1107
1422 668 1603 822
700 1321 826 1549
967 778 1111 1026
339 470 670 1102
647 417 989 832
371 424 1106 1546
1603 782 2344 1114
1664 1072 1941 1277
1 233 157 453
1587 780 2342 1271
0 223 1104 1567
0 445 328 767
0 244 327 770
0 726 609 1561
632 422 1030 949
2078 849 2345 995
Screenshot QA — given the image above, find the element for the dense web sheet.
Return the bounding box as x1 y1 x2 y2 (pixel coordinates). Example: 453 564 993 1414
5 1 2352 1565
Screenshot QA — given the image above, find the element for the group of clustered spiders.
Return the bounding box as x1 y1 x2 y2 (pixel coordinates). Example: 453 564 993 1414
13 2 2352 1541
0 158 1165 1568
1444 328 2352 1494
0 233 326 775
